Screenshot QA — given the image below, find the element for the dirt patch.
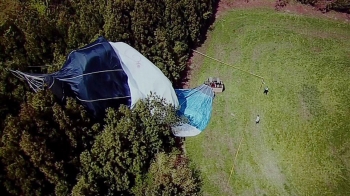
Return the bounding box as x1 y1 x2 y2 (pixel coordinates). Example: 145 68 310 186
211 171 234 195
282 1 350 23
184 50 207 89
286 25 350 40
216 0 275 19
299 95 312 121
251 123 291 194
215 0 350 23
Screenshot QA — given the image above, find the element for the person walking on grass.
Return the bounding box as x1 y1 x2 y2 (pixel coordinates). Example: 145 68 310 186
255 115 260 124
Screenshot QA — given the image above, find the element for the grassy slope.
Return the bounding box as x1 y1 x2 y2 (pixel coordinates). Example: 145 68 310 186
186 8 350 196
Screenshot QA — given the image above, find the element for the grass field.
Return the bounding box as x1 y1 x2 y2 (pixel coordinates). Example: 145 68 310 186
186 8 350 196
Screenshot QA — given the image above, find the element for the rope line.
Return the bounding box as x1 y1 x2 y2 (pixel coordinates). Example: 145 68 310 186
66 42 103 59
76 95 131 103
192 49 265 82
177 84 214 108
8 69 46 92
226 136 244 188
58 69 123 81
7 68 125 94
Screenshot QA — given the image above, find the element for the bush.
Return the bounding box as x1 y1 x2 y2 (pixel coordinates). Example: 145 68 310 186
296 0 350 13
132 152 202 196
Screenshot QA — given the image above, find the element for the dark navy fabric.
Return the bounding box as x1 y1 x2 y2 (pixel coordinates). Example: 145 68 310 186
45 37 131 117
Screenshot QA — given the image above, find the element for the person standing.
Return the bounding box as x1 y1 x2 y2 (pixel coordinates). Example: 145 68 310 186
255 115 260 124
263 87 269 95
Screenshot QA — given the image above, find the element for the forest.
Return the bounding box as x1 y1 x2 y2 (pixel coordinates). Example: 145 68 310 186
0 0 216 195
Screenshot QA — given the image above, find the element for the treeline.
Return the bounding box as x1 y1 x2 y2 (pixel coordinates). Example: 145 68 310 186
296 0 349 12
275 0 349 12
0 0 216 195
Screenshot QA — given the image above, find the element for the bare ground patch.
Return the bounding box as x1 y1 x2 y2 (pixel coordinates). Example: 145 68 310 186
246 122 290 194
281 1 350 23
216 0 350 23
286 25 350 40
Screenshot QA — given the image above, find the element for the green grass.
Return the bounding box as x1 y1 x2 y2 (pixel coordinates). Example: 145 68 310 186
186 8 350 196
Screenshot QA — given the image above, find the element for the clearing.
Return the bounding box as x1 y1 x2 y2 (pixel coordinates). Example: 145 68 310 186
186 2 350 195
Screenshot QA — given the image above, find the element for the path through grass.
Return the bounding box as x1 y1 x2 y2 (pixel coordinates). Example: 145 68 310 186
186 8 350 196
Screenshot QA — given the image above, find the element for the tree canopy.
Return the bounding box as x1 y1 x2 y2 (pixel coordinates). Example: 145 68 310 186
132 152 202 196
0 92 100 195
72 95 183 195
0 1 216 194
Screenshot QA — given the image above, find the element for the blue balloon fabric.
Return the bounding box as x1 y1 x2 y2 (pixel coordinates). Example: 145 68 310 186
175 84 215 131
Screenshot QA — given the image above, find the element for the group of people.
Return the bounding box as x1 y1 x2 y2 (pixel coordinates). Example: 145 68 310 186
209 81 224 88
204 77 224 89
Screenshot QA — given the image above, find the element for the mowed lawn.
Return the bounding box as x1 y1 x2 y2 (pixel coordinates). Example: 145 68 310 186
186 8 350 196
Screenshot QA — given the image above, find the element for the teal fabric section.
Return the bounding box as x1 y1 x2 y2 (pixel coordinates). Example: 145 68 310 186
175 84 214 131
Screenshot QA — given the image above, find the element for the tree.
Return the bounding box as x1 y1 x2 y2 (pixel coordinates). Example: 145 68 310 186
72 94 181 195
132 152 203 196
128 0 216 83
0 91 100 196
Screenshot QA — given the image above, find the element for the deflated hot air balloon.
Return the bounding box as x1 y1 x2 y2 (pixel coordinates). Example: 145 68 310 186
10 36 214 137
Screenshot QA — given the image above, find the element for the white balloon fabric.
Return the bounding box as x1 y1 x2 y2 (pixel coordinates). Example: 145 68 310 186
172 123 202 137
110 42 179 108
